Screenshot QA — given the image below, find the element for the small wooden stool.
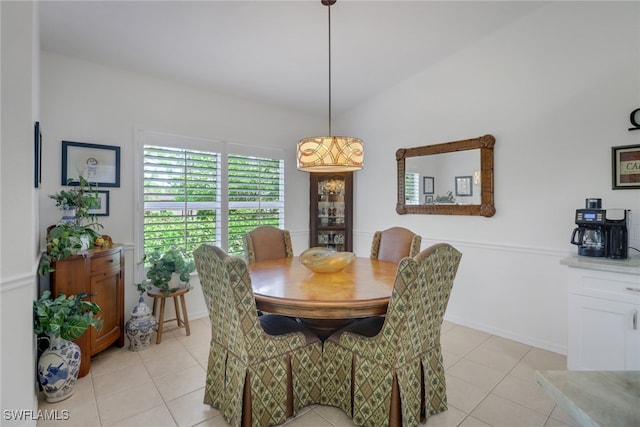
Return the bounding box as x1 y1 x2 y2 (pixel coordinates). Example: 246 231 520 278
147 287 191 344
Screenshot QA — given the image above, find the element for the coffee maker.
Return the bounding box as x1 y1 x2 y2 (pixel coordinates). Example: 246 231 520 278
570 199 630 259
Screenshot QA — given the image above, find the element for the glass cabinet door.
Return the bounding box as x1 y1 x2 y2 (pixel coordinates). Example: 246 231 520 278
309 173 352 252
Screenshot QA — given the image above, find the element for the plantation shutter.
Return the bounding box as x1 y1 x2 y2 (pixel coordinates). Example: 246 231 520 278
227 153 285 255
143 145 221 255
405 172 420 205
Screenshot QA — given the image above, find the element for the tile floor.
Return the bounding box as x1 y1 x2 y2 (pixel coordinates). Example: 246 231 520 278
37 317 578 427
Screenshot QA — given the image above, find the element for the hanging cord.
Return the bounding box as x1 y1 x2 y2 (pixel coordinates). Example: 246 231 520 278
327 1 333 136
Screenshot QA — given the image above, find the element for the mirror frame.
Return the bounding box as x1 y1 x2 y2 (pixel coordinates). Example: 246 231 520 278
396 134 495 217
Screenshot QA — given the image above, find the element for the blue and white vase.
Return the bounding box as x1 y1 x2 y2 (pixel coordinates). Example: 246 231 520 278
37 336 81 403
58 208 78 225
125 297 157 351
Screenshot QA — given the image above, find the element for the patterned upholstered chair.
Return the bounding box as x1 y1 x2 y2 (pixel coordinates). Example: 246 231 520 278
321 243 462 426
193 244 322 427
243 225 293 263
370 227 422 263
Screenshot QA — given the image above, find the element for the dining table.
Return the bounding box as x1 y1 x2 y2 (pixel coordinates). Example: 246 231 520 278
248 256 399 339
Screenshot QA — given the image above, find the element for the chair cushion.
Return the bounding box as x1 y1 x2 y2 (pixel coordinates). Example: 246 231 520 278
259 314 321 345
378 227 417 263
326 316 385 344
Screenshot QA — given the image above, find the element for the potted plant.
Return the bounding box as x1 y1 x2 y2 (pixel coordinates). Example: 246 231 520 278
136 246 196 296
39 176 104 275
33 290 103 402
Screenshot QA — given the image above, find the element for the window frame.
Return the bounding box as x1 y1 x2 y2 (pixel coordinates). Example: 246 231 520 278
134 130 285 282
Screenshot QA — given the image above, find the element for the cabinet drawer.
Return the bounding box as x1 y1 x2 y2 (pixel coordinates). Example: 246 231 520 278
568 268 640 303
91 252 120 273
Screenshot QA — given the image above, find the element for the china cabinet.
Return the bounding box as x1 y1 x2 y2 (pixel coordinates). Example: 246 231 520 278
309 172 353 252
50 245 125 377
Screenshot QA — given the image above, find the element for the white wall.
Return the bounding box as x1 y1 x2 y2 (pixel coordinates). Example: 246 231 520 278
1 1 40 425
40 51 324 319
343 2 640 353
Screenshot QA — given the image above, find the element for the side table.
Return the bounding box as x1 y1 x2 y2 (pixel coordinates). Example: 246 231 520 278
147 287 191 344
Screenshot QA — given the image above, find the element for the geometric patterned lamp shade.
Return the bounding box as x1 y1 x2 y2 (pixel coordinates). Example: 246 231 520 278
297 135 364 172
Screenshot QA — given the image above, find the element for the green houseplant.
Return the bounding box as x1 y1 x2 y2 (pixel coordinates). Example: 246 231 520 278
136 247 196 296
34 290 103 402
39 176 104 275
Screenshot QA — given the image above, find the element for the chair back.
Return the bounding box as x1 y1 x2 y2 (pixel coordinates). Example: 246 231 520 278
194 244 257 359
243 225 293 263
370 226 422 262
413 243 462 351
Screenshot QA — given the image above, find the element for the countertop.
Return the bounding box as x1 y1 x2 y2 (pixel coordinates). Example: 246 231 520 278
536 370 640 427
561 254 640 275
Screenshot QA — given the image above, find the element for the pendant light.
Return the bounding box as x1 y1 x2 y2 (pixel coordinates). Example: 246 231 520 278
297 0 364 172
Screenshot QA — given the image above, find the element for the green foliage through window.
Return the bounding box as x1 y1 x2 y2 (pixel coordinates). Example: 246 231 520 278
143 144 284 259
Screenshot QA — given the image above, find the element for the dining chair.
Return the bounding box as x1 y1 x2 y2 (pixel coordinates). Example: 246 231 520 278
321 243 462 426
243 225 293 263
193 244 322 427
370 227 422 263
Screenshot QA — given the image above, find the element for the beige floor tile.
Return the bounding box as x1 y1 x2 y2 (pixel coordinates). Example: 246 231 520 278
37 398 100 427
282 408 339 426
441 325 491 357
37 321 573 427
109 404 177 427
544 417 576 427
493 373 555 415
97 381 164 426
442 350 462 369
459 415 492 426
424 406 467 427
143 345 200 378
465 345 521 374
93 362 154 399
154 364 206 402
194 414 237 427
511 348 567 381
445 374 491 414
166 387 219 427
446 358 506 392
90 346 144 377
312 404 355 425
471 393 548 427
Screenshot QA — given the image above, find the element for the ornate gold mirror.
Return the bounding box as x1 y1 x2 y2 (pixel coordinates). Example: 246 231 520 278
396 134 495 217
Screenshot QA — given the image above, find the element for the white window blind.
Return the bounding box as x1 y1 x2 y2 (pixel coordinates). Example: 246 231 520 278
405 172 420 205
140 132 285 259
143 145 221 256
227 154 285 255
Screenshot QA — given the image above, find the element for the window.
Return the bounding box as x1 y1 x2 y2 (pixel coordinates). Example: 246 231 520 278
143 145 220 256
404 172 420 205
138 131 285 261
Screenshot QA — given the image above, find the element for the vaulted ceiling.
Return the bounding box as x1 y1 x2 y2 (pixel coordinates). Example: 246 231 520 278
39 1 542 117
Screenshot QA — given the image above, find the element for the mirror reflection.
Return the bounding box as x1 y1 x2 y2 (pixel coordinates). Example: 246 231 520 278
396 134 495 217
405 150 481 205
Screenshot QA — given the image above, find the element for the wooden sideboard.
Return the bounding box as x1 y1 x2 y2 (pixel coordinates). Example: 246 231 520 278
50 244 125 377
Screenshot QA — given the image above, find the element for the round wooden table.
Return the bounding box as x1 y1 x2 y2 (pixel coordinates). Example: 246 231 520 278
248 256 398 339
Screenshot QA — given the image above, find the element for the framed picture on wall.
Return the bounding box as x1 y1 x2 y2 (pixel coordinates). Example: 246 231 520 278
88 190 110 216
34 121 42 188
455 176 472 196
62 141 121 187
612 144 640 189
423 176 434 194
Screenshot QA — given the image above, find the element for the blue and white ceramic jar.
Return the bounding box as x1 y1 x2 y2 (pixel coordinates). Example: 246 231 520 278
125 297 157 351
37 336 81 403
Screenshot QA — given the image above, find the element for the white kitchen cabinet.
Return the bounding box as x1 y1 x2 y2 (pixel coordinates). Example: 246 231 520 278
563 256 640 371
